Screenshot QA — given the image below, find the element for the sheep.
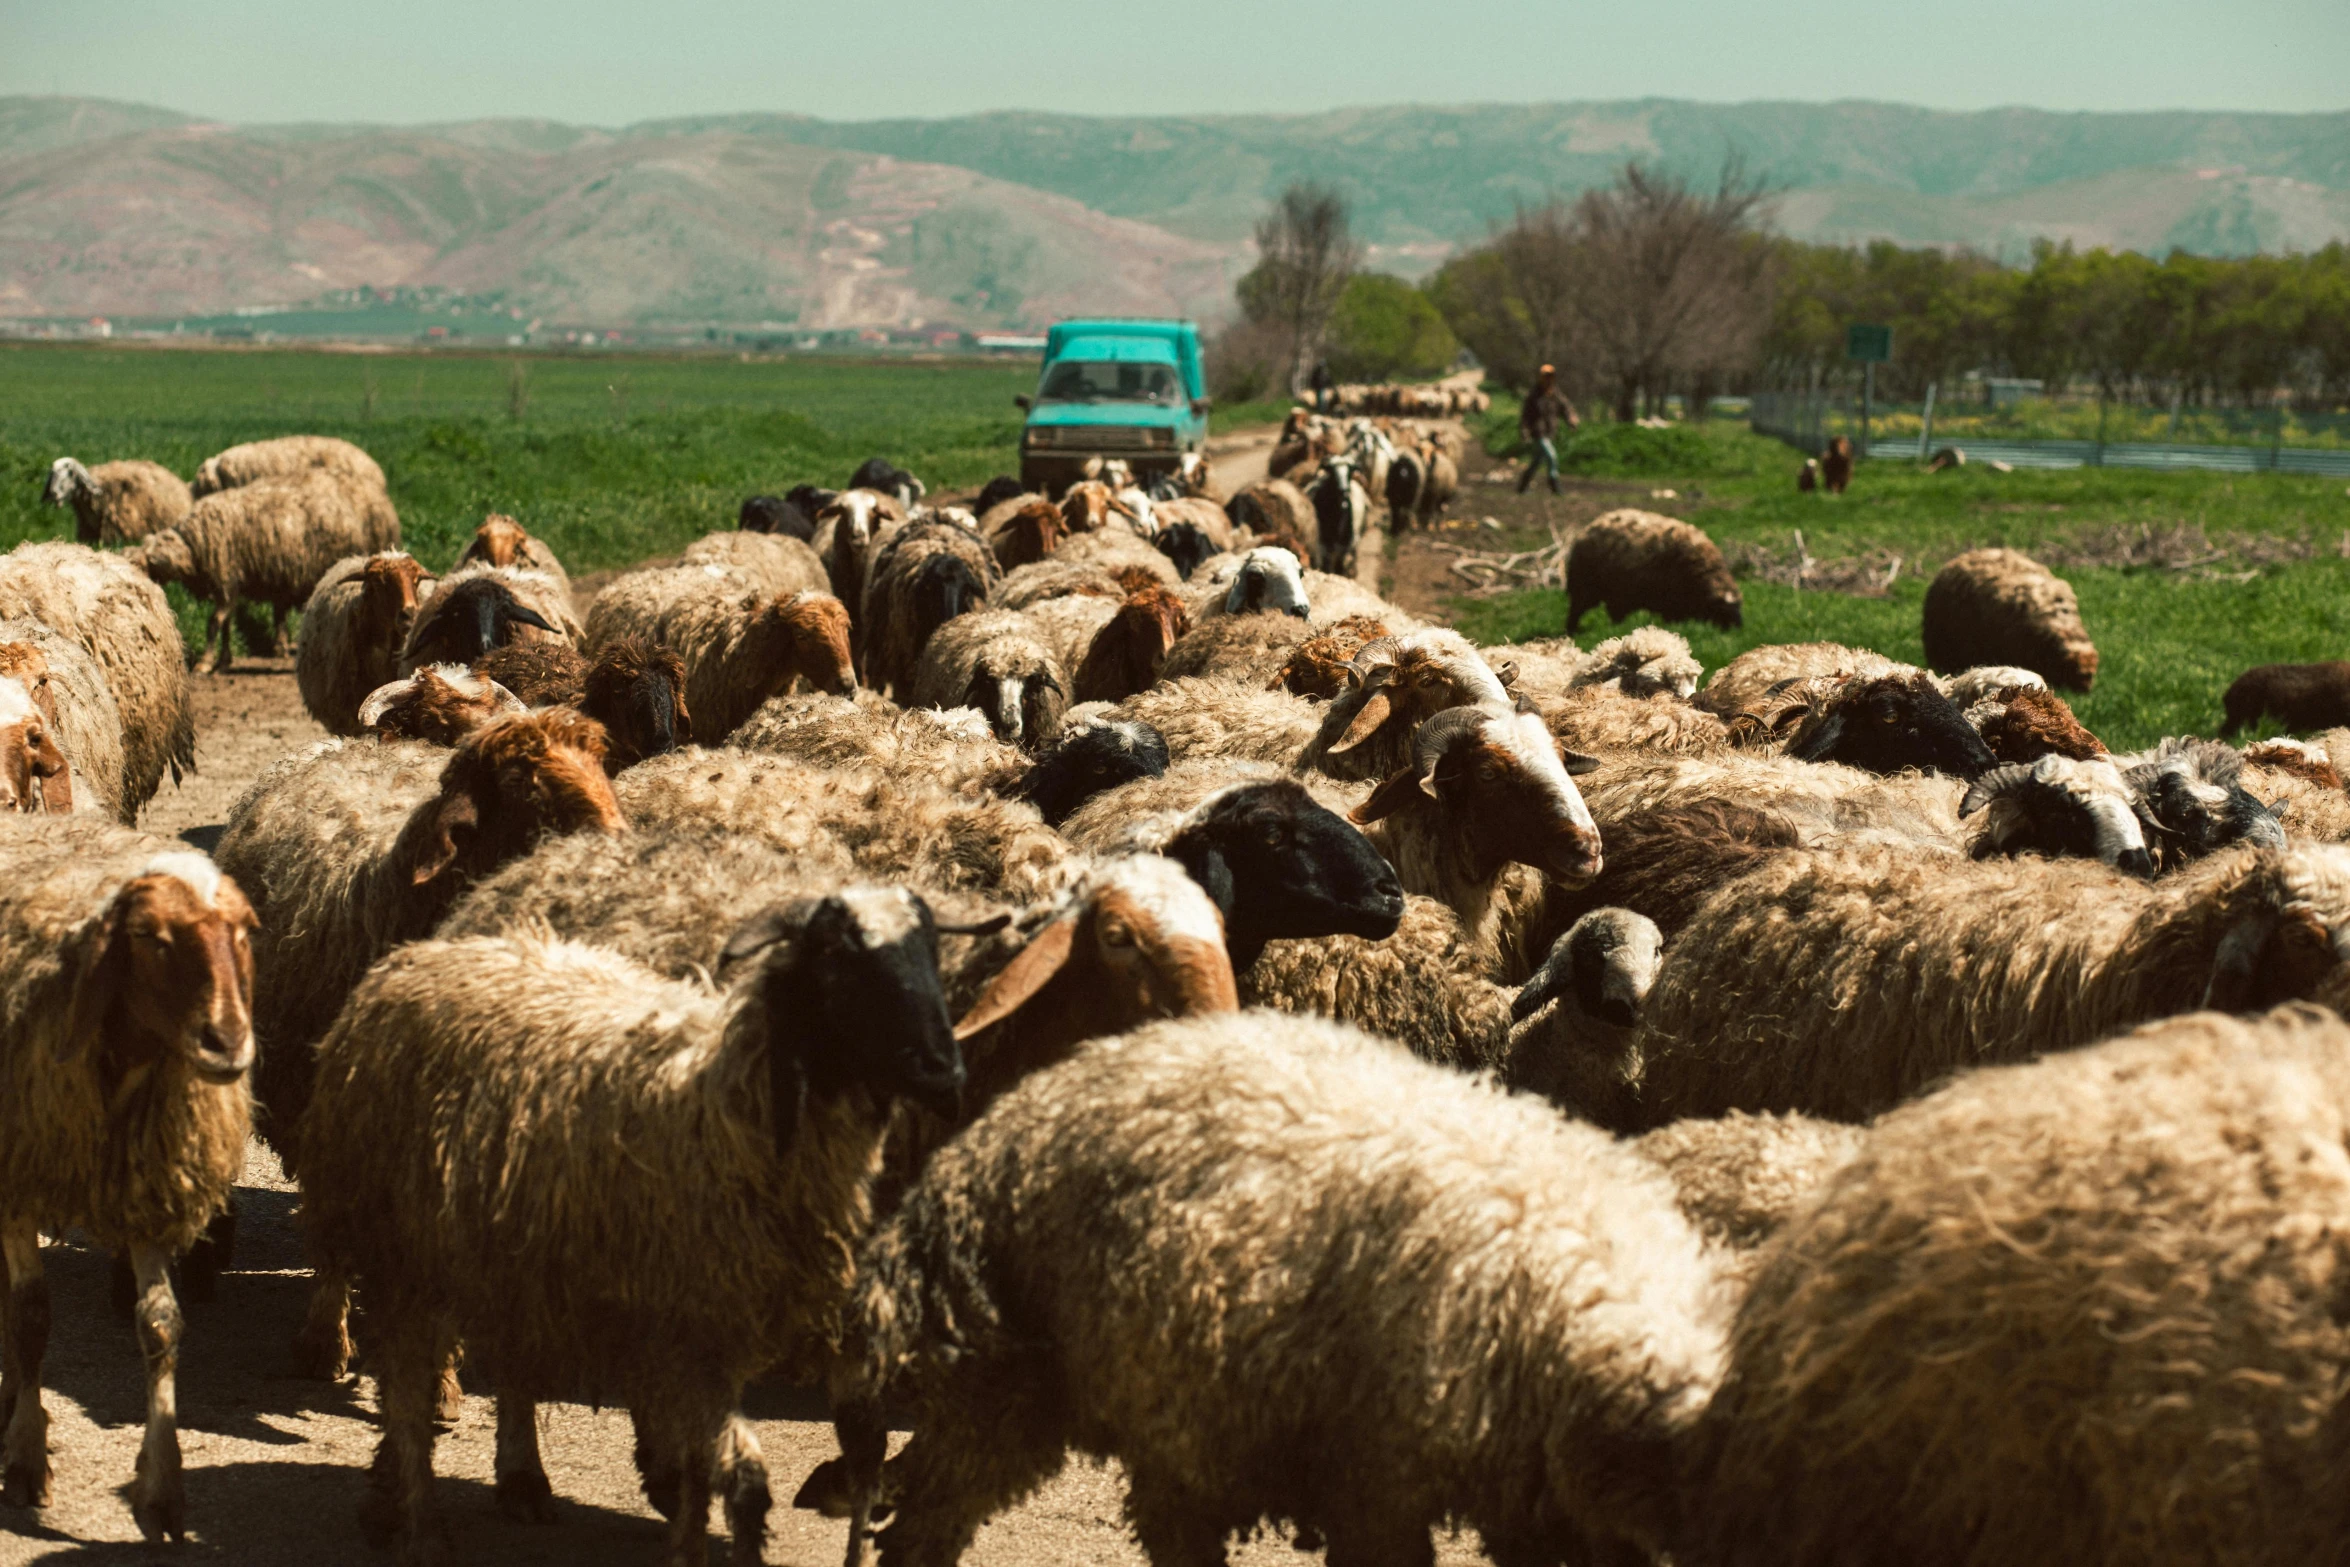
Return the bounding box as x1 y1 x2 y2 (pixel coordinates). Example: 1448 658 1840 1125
1050 524 1179 586
357 666 530 746
1499 625 1701 704
587 558 854 744
737 494 815 540
1965 681 2106 763
1528 800 1804 956
1299 628 1513 782
1012 717 1169 826
1097 676 1322 764
905 610 1069 751
808 1009 1730 1567
456 513 570 599
1201 543 1309 620
614 748 1069 904
1226 477 1317 562
995 556 1133 611
1056 479 1143 537
1693 641 1904 718
812 488 909 622
40 457 191 545
0 622 126 820
1014 591 1117 682
1628 1111 1863 1290
0 542 195 816
467 637 691 769
0 817 256 1540
730 690 1025 798
1693 1003 2350 1566
681 528 829 602
1148 495 1233 557
860 519 1002 698
1817 433 1853 493
1962 753 2156 874
1938 662 2047 706
129 470 400 672
2117 737 2285 867
1306 454 1370 575
293 551 431 735
979 496 1065 571
1157 578 1315 684
190 434 385 497
1382 439 1426 520
1780 670 1997 779
1065 582 1189 704
1796 458 1819 492
1415 441 1459 525
1541 683 1735 758
2220 661 2350 736
1628 837 2350 1128
1566 509 1741 633
1500 907 1666 1122
1265 613 1389 700
400 562 578 674
1922 546 2098 691
850 456 925 506
300 892 969 1566
2242 736 2344 791
970 477 1028 515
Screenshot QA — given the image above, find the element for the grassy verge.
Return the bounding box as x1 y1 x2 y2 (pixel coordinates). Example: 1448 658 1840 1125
1447 420 2350 752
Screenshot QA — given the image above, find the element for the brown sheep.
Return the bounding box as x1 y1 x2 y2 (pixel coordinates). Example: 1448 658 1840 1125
2242 737 2346 792
1566 509 1742 633
1266 613 1389 701
981 497 1065 571
471 639 693 771
1071 583 1191 704
469 640 589 706
1922 548 2098 691
2221 663 2350 736
1818 435 1853 493
456 513 570 600
1542 799 1804 947
1970 683 2107 763
358 666 529 747
1226 477 1317 562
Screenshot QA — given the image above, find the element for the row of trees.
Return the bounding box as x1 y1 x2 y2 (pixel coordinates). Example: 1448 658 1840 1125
1212 168 2350 415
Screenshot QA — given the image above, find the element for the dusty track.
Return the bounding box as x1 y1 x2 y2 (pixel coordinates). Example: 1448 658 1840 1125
6 446 1491 1564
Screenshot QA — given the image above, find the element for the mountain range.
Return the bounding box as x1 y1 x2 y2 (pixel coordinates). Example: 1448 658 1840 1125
2 94 2343 330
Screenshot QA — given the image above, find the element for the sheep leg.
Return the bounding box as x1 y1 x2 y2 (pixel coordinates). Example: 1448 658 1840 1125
0 1218 50 1509
358 1309 451 1565
435 1342 465 1424
271 604 294 657
656 1409 716 1567
1320 1511 1434 1567
631 1406 683 1519
875 1366 1069 1567
198 599 234 675
1123 1469 1229 1567
493 1394 556 1524
291 1267 354 1380
715 1410 772 1567
125 1241 186 1542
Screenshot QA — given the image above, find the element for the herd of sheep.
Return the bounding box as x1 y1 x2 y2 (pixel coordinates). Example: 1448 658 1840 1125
11 423 2350 1566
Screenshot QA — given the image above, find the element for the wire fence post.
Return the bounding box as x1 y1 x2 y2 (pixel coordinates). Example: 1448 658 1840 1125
1918 382 1937 461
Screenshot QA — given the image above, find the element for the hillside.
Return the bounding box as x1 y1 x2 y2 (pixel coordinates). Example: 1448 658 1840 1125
1 95 2343 327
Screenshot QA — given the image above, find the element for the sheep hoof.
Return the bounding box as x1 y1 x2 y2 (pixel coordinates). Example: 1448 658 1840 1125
130 1445 186 1542
434 1363 465 1425
494 1465 557 1525
1 1452 52 1509
288 1321 352 1383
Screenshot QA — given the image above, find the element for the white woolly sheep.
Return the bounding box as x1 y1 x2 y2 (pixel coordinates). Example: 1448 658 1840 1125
1096 676 1322 764
1297 628 1512 782
0 623 126 821
729 690 1025 798
1501 906 1666 1121
0 816 256 1541
680 527 829 602
809 1009 1729 1567
1628 1110 1862 1291
41 457 191 545
190 434 385 497
1695 1003 2350 1566
356 665 530 747
294 551 432 735
1922 546 2098 691
0 541 195 816
586 554 854 743
907 609 1069 751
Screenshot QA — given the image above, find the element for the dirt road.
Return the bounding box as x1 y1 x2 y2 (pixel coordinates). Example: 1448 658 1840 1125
9 600 1490 1561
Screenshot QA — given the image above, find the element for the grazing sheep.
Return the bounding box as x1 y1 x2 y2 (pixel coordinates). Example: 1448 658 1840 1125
294 551 431 735
0 542 195 816
0 817 256 1540
1966 681 2106 763
1695 1003 2350 1567
860 519 1003 698
400 562 578 674
1817 434 1853 493
995 556 1138 611
1567 509 1742 633
130 471 400 672
681 528 829 602
1629 1111 1862 1289
357 666 530 746
2117 737 2285 867
303 891 969 1565
191 434 384 497
2221 661 2350 736
730 690 1024 798
1922 547 2098 691
850 456 925 507
1098 676 1322 764
1299 628 1512 783
1013 718 1170 827
40 457 191 545
0 625 125 820
587 558 854 744
1265 613 1389 700
907 610 1069 752
1631 838 2350 1127
456 513 570 599
811 1009 1729 1567
1226 477 1317 562
1781 671 1996 780
1500 908 1666 1123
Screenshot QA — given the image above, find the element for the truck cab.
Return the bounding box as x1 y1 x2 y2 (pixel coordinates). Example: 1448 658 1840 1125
1017 318 1210 495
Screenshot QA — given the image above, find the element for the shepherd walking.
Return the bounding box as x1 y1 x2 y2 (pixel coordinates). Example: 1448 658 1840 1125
1517 364 1578 495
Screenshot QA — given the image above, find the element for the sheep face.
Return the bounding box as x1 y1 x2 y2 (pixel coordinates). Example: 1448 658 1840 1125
408 577 560 669
993 503 1066 569
1515 908 1665 1028
1153 521 1216 580
1962 755 2154 878
360 666 530 746
1018 719 1170 826
1786 673 1995 781
1223 548 1309 618
581 638 691 768
776 592 857 697
1354 707 1605 888
722 887 966 1130
818 491 887 549
40 457 88 509
408 709 626 888
1163 780 1405 968
0 670 70 814
958 650 1065 751
459 514 530 570
359 553 429 645
2123 741 2284 870
67 854 258 1084
1324 633 1512 762
908 553 986 653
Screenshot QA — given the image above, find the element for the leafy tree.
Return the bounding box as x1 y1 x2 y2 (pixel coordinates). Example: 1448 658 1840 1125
1324 274 1460 382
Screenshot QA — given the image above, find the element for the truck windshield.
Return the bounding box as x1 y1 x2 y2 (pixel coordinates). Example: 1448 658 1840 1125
1038 360 1181 405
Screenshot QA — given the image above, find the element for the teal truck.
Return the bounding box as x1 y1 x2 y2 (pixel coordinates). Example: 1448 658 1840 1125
1016 318 1210 494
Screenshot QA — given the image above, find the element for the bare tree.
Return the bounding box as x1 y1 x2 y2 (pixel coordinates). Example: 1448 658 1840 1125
1251 182 1363 397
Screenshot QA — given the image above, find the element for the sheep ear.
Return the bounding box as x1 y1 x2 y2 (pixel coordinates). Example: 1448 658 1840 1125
1351 767 1426 825
60 894 130 1063
1326 689 1392 755
410 790 480 885
953 917 1079 1041
2203 913 2276 1012
1165 833 1236 922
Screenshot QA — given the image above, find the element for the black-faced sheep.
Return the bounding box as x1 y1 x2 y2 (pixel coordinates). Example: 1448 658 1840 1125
907 610 1068 751
737 494 809 539
302 891 970 1565
1306 455 1369 575
0 542 195 815
850 457 925 507
0 818 256 1540
2116 737 2285 869
1631 838 2350 1126
1694 1003 2350 1566
456 513 570 599
1014 717 1170 826
399 563 577 674
41 457 191 545
1922 547 2098 691
1782 670 1996 780
0 626 124 821
470 638 692 770
190 434 385 497
294 551 432 736
585 560 854 744
970 476 1027 516
860 519 1002 697
1566 509 1741 633
809 1010 1729 1567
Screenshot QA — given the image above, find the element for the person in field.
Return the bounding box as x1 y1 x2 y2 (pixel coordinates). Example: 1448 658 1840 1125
1518 364 1579 496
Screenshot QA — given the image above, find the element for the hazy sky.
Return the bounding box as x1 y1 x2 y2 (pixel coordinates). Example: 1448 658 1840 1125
5 0 2343 123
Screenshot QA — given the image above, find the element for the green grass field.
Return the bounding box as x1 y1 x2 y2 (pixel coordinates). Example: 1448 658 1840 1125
1455 420 2350 752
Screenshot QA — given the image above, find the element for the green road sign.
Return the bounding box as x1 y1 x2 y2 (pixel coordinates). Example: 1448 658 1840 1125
1846 323 1892 363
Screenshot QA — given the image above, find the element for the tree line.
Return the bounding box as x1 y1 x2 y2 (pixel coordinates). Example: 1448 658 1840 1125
1212 168 2350 419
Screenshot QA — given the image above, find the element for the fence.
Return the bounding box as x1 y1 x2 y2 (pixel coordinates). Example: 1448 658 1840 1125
1749 390 2350 479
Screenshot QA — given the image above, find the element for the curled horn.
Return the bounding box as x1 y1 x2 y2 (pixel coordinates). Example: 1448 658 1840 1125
1959 761 2046 818
1409 706 1491 798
